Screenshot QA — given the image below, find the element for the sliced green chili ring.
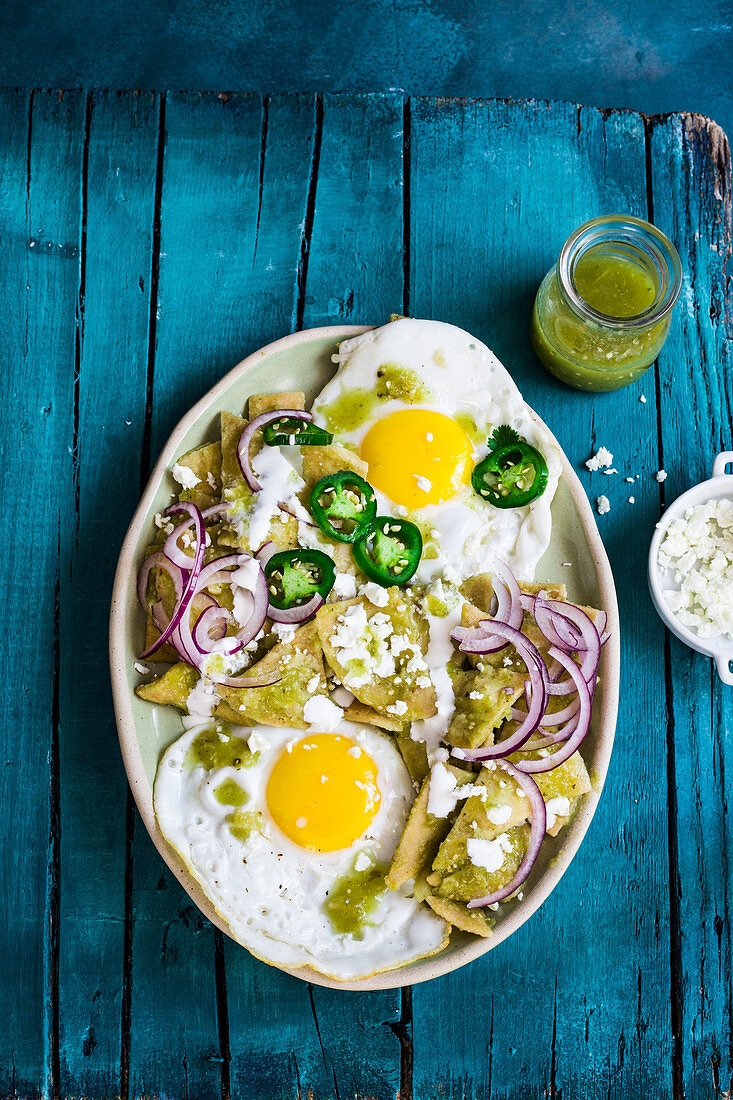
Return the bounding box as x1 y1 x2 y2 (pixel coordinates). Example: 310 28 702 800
309 471 377 544
262 417 334 447
353 517 422 587
472 441 549 509
264 549 336 610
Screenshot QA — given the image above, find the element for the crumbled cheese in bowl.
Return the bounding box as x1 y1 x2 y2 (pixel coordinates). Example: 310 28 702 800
658 497 733 639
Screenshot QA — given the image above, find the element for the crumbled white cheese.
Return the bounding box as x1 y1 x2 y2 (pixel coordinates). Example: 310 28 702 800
639 394 647 404
303 695 343 730
247 729 270 754
628 496 635 504
361 581 389 607
306 674 322 693
586 446 613 472
467 833 512 873
602 468 618 475
386 700 408 716
658 498 733 639
486 804 513 826
270 621 297 644
625 477 635 483
596 495 611 515
354 851 372 873
415 474 433 492
171 462 201 490
154 511 175 535
656 469 667 483
134 661 150 675
333 572 357 598
545 796 571 830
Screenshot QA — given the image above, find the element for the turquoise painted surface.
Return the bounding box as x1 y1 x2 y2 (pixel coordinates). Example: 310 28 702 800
0 91 731 1100
1 0 732 141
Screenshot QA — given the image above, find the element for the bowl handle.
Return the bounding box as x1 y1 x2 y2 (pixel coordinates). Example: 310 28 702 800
712 451 733 478
714 654 733 686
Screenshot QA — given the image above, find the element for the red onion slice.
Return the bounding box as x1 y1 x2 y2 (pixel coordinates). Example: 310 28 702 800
237 410 313 492
268 592 325 624
162 502 230 570
514 647 592 774
467 760 547 908
192 603 237 654
491 559 524 630
136 551 184 611
450 623 549 759
140 503 205 658
256 541 277 567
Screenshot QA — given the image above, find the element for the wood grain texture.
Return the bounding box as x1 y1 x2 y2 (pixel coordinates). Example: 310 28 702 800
56 89 160 1098
408 98 672 1099
0 91 731 1100
651 113 733 1100
0 88 87 1100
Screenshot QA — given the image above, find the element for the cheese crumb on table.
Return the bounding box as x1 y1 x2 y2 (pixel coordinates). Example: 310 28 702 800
640 394 647 403
596 495 611 515
656 470 668 483
585 446 614 472
658 497 733 638
628 496 635 504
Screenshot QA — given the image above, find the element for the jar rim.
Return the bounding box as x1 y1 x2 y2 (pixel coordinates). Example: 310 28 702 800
557 215 682 330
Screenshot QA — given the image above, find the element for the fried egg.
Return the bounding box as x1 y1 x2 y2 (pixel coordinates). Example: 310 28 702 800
313 318 563 586
154 718 448 979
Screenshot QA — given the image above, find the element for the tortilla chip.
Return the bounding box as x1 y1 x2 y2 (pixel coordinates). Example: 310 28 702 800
143 612 179 663
425 895 494 938
395 734 429 784
135 663 199 711
386 765 474 890
446 663 526 750
214 622 327 728
247 391 305 419
301 443 369 490
316 589 436 721
343 699 406 732
430 823 530 903
174 441 222 508
429 762 534 901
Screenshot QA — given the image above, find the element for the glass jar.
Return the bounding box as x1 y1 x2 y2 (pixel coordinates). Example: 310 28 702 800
530 215 682 391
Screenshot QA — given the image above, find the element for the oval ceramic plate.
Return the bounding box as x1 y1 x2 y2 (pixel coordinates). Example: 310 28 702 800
110 325 620 990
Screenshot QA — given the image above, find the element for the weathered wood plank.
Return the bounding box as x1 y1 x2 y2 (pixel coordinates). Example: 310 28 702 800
0 88 86 1100
55 89 159 1098
222 92 404 1100
408 97 673 1099
651 113 733 1100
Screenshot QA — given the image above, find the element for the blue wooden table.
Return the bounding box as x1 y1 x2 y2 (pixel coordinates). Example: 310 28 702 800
2 90 731 1100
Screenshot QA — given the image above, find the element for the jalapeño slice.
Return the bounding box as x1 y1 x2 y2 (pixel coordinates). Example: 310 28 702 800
263 549 336 610
309 471 377 544
262 416 334 446
472 425 548 509
353 517 422 587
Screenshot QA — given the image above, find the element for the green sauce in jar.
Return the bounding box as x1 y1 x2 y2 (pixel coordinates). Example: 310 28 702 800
531 216 681 392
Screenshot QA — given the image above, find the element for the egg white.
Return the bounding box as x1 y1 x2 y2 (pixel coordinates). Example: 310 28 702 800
313 317 563 586
154 719 448 979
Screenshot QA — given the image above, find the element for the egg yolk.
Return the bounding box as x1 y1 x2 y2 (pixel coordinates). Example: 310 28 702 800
360 409 473 508
266 734 381 852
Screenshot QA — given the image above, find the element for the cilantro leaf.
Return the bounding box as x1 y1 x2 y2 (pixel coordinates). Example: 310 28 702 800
489 424 521 449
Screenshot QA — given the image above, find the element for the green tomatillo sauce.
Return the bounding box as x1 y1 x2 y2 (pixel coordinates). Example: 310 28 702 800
531 241 676 392
323 862 388 936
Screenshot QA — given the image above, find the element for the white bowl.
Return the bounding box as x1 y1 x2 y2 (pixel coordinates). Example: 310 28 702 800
648 450 733 684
